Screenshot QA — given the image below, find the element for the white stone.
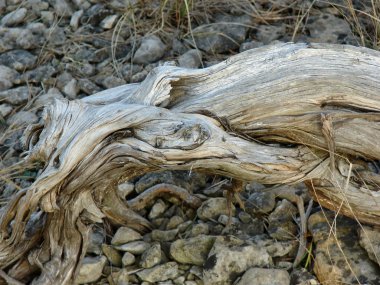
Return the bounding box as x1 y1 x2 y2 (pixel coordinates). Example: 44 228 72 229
133 35 166 65
148 199 168 220
0 65 18 91
111 226 142 245
70 10 83 31
122 252 136 266
7 111 38 127
114 241 150 254
40 11 54 25
203 236 272 284
178 49 202 69
100 15 119 29
63 78 80 99
0 104 12 117
75 256 107 284
236 268 290 285
1 8 27 26
136 262 179 283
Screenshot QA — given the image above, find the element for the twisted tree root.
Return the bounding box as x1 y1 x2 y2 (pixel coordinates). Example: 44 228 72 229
1 43 380 284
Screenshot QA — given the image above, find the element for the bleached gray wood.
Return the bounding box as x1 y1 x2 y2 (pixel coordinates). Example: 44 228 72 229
2 42 380 284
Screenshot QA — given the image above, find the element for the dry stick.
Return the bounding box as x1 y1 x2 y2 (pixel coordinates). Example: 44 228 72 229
293 197 313 268
127 183 203 211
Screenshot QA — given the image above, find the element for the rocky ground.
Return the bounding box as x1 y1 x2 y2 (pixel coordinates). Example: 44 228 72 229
1 0 380 284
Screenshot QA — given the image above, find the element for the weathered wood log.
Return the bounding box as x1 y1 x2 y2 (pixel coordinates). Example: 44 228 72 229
2 42 380 284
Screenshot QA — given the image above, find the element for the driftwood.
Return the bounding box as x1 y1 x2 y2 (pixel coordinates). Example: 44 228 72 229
1 42 380 284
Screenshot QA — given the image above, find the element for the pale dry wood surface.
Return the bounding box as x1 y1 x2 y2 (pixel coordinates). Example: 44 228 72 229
1 42 380 284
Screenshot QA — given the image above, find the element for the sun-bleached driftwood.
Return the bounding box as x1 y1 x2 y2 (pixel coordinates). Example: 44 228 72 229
2 42 380 284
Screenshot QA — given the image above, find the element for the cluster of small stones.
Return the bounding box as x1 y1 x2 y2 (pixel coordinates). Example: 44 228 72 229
81 172 317 285
80 171 380 285
0 0 379 284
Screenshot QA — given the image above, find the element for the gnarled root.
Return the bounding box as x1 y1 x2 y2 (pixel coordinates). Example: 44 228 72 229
2 43 380 284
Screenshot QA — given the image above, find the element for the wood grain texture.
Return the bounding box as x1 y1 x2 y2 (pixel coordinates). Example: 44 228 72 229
2 42 380 284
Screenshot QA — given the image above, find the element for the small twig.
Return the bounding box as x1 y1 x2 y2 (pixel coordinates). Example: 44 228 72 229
305 199 313 219
127 183 203 211
293 197 313 268
0 269 25 285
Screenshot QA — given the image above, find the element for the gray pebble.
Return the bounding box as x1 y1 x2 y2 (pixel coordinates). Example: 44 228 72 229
100 14 119 29
53 0 74 17
0 86 40 105
166 215 184 230
78 78 102 95
102 244 122 267
0 26 45 52
102 75 126 89
268 199 298 240
151 229 178 242
1 8 27 27
255 24 286 44
72 0 91 10
140 243 162 268
45 26 67 46
178 49 202 69
133 35 166 65
290 268 319 285
70 10 84 30
0 65 18 91
107 0 137 10
63 78 80 99
0 104 12 118
358 226 380 266
108 268 129 285
177 220 193 233
246 191 276 214
189 223 209 237
67 62 96 77
237 268 290 285
0 49 36 71
75 256 107 284
173 276 186 285
170 235 216 266
27 0 49 15
307 13 357 44
21 65 57 84
114 241 150 254
191 14 251 53
203 236 272 284
149 199 169 220
238 211 252 224
121 251 136 266
197 197 235 221
121 64 143 79
136 262 179 283
86 227 105 255
40 11 54 25
218 214 240 226
130 69 149 83
112 226 142 246
239 41 264 52
7 111 38 127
